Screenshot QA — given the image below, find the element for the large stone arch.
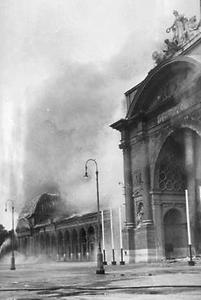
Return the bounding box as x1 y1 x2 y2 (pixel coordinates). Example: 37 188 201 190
111 40 201 264
152 127 201 258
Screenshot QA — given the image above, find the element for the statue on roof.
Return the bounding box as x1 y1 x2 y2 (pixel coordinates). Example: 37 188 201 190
166 10 201 45
166 10 188 45
163 39 180 57
186 15 201 37
152 51 164 65
152 10 201 65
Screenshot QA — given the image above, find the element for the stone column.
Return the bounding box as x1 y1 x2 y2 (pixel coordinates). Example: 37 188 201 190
120 130 135 251
195 134 201 252
184 130 196 249
141 136 152 223
151 192 164 260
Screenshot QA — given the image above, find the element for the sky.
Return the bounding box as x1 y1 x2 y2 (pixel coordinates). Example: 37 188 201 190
0 0 199 229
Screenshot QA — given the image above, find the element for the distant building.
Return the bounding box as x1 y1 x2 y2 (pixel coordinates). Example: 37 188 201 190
111 11 201 262
16 193 125 263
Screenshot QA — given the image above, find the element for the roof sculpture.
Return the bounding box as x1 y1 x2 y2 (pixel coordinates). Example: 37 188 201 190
152 10 201 65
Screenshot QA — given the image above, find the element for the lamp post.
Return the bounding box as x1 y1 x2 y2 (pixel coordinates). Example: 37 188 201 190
84 159 105 274
5 199 16 270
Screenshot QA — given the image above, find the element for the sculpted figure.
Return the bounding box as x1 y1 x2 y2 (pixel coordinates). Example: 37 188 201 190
153 11 201 65
166 10 188 45
163 39 180 58
188 15 200 30
136 202 144 225
187 15 201 38
152 51 164 65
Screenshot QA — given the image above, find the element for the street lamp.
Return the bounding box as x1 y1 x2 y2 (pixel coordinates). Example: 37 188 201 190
84 159 105 274
5 199 16 270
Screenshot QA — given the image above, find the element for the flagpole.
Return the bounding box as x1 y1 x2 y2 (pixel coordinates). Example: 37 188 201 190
110 208 116 265
119 206 125 265
185 189 195 266
101 210 107 265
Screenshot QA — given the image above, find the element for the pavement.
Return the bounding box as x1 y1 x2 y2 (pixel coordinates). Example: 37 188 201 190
0 255 201 299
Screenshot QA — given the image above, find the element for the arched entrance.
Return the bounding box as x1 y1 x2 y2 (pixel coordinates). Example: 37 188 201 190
45 233 50 257
57 231 64 259
79 228 87 260
64 230 70 260
153 128 201 258
39 233 45 255
72 229 78 260
88 226 95 260
34 234 40 256
50 234 57 259
164 208 187 258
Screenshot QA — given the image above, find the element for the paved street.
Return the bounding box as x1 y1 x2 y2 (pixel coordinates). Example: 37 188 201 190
0 255 201 299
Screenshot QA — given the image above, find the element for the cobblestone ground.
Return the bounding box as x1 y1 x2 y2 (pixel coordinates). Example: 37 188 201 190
0 255 201 299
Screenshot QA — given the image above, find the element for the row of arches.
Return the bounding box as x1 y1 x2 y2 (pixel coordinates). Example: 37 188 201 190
18 225 98 261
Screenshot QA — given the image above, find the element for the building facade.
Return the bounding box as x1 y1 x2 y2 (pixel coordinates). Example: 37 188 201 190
111 12 201 262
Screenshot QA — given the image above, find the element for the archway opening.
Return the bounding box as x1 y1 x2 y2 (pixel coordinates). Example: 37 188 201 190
45 233 50 257
164 208 187 258
64 230 70 260
57 231 63 259
154 128 201 258
88 226 95 260
39 233 45 255
72 229 78 260
79 228 87 260
51 235 57 259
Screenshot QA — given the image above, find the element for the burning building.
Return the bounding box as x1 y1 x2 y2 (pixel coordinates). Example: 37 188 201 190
111 11 201 262
16 193 125 263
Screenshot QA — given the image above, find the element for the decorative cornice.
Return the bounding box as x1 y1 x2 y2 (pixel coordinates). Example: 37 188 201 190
110 118 128 132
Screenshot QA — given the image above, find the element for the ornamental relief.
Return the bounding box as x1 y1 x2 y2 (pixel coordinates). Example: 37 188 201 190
132 169 142 187
135 200 144 226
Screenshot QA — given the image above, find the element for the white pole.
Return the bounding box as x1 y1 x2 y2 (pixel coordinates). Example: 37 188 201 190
185 189 192 245
101 210 105 250
119 206 123 249
110 208 114 249
200 0 201 20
